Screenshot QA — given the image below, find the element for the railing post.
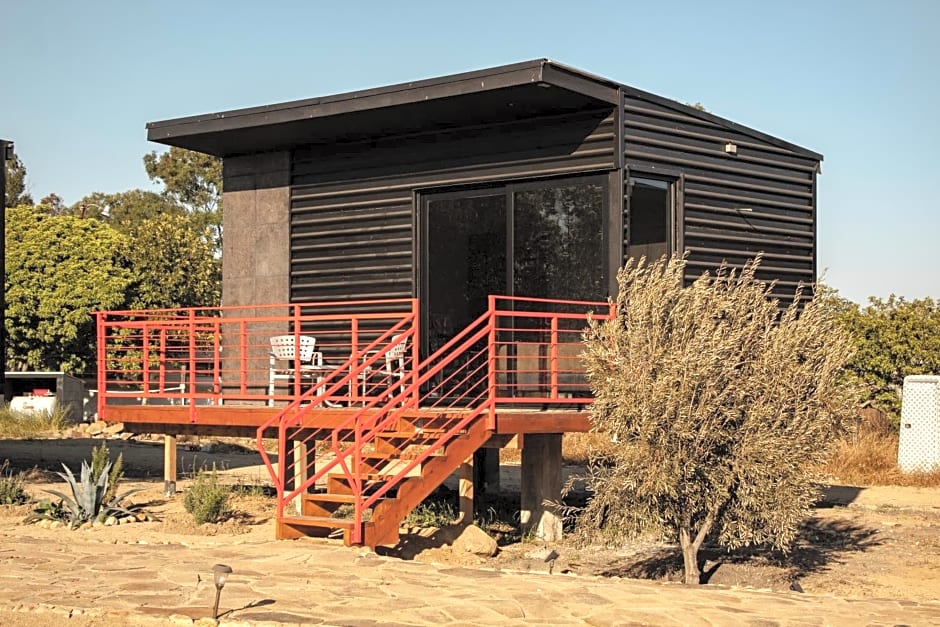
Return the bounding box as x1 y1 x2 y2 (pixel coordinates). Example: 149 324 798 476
411 299 420 408
142 324 151 404
188 309 197 422
96 313 106 421
487 295 498 429
351 317 359 404
239 320 248 396
293 304 302 401
213 320 221 405
550 316 559 400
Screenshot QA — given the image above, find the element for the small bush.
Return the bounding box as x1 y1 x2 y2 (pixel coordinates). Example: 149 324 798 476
90 442 124 504
184 466 231 524
0 460 29 505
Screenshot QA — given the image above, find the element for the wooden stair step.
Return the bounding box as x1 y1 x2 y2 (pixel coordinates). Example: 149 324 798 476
302 493 357 504
279 515 356 530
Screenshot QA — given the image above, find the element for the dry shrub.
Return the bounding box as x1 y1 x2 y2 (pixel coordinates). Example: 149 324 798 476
562 433 618 465
824 411 940 487
579 255 858 584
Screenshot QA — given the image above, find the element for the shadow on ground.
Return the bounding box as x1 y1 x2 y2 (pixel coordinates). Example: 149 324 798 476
596 516 883 586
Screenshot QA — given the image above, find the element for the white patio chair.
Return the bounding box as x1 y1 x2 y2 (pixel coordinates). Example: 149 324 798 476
268 335 326 407
359 334 409 404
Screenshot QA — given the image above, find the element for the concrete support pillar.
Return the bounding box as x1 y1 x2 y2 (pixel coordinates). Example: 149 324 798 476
458 457 474 525
473 447 500 496
520 433 563 541
164 435 177 497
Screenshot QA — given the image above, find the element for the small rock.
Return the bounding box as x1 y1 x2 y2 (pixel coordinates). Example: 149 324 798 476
135 513 148 522
193 618 219 627
104 516 118 526
137 539 149 544
451 524 498 557
37 519 50 529
93 520 105 528
49 520 62 529
86 421 107 436
78 521 93 531
103 422 125 436
119 516 133 525
168 614 194 625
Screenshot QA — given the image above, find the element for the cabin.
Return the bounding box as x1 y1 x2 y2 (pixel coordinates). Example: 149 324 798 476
98 59 822 547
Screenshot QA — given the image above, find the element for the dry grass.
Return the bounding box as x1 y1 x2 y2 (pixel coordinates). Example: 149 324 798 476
562 432 618 465
0 407 69 438
824 411 940 487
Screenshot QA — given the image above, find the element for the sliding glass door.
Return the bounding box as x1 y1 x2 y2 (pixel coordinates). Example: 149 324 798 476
421 177 606 350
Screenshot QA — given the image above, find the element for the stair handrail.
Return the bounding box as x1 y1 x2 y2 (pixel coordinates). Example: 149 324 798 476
255 315 416 495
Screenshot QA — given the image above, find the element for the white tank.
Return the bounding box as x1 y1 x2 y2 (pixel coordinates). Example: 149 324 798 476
10 394 58 416
898 375 940 473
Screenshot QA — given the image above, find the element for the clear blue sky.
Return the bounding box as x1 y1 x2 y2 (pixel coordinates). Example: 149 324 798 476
2 0 937 304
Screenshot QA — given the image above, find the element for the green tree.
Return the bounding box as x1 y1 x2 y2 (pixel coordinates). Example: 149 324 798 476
579 256 856 584
4 151 33 207
124 213 221 310
143 147 222 250
836 295 940 417
4 206 131 374
71 189 187 231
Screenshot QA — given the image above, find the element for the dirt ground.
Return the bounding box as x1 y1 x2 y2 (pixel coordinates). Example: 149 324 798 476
2 434 940 622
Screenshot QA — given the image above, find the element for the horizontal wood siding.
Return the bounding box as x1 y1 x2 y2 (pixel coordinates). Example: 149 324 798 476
290 108 617 303
623 95 819 302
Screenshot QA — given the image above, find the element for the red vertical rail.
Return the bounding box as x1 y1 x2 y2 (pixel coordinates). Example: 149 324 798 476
350 317 359 404
239 320 248 395
487 295 498 428
550 316 559 400
188 309 197 422
141 324 150 403
212 320 221 404
410 299 420 408
158 327 167 395
96 313 106 420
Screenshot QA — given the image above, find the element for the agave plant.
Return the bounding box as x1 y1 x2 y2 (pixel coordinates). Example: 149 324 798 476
42 460 144 528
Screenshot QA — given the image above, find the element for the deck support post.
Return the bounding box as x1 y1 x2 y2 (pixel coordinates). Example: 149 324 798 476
473 447 500 496
285 438 314 515
164 435 177 497
458 456 474 525
520 433 563 541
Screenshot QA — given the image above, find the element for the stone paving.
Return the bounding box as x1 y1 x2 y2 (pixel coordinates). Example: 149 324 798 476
1 522 939 626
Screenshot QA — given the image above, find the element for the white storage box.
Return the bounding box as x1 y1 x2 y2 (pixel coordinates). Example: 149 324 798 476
898 375 940 473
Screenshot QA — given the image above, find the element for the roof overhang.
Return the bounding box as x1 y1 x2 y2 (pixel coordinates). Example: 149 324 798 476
146 59 620 157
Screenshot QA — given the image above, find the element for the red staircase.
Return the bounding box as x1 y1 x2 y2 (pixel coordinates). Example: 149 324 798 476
256 307 499 547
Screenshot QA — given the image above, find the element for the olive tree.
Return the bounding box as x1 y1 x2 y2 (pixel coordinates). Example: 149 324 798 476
579 255 856 584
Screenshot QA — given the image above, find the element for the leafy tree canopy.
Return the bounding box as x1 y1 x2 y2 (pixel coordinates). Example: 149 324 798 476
124 213 221 310
70 190 187 233
579 256 856 584
4 206 131 374
143 147 222 250
829 293 940 417
4 151 33 207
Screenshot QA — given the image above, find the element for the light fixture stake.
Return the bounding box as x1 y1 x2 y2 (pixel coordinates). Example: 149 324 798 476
211 563 233 619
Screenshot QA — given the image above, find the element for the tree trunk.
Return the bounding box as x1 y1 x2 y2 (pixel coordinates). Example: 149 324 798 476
679 528 700 584
679 512 716 585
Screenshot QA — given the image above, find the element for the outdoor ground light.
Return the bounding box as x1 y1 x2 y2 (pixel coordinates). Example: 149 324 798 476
211 563 233 619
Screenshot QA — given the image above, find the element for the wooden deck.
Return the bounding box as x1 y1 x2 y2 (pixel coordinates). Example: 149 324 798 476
101 404 591 438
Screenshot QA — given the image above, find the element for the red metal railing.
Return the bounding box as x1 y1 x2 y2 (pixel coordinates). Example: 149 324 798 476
95 299 418 420
96 295 612 544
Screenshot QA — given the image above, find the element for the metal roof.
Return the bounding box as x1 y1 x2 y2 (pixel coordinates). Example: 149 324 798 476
146 59 822 161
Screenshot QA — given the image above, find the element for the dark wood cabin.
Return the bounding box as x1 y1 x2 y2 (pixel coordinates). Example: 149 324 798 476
99 60 822 546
